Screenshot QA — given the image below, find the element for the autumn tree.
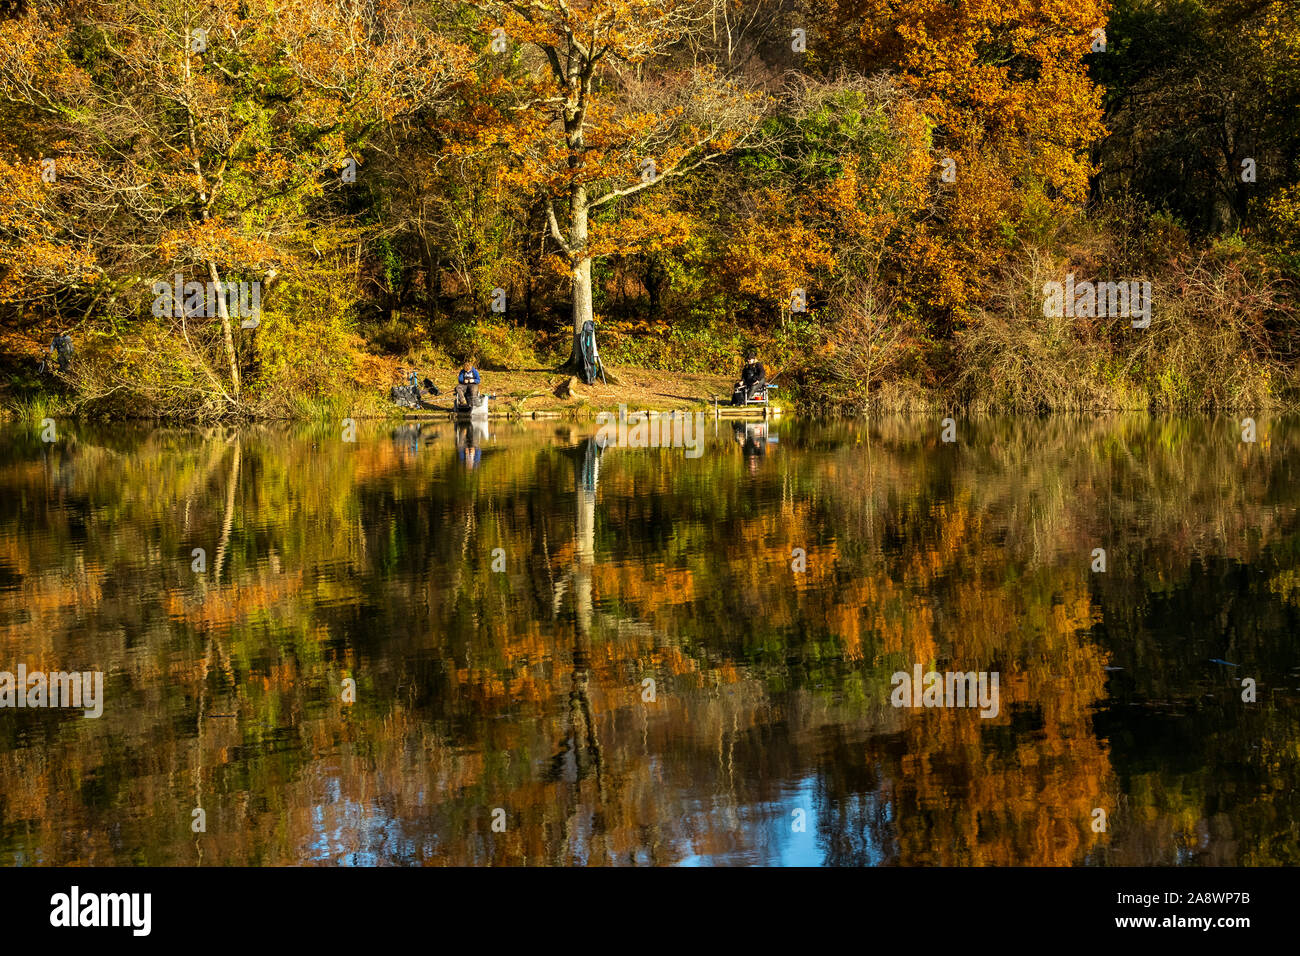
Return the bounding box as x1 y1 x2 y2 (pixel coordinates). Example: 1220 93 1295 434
0 0 469 412
470 0 768 373
825 0 1108 327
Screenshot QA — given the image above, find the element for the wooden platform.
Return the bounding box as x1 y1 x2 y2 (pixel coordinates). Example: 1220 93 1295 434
401 410 510 420
715 405 781 419
398 405 784 422
612 406 783 422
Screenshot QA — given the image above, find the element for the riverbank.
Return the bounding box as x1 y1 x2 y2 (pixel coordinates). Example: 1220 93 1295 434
0 351 745 424
6 299 1296 423
367 359 739 418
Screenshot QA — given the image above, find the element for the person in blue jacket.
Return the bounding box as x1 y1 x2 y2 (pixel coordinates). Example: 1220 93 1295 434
454 357 481 410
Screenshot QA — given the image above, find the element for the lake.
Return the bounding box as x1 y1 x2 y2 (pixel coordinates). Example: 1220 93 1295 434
1 414 1297 865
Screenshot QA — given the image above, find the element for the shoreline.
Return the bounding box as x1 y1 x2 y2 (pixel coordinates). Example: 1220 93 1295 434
1 362 792 423
4 361 1292 424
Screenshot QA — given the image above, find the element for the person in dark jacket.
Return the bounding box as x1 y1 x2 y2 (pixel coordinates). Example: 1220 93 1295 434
731 353 766 406
454 358 481 410
47 332 73 373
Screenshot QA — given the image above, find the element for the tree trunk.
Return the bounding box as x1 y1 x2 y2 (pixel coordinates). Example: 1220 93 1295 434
561 251 618 384
569 259 594 359
555 80 617 383
561 182 593 371
207 260 240 404
558 187 620 382
529 199 548 328
421 236 441 336
646 256 661 317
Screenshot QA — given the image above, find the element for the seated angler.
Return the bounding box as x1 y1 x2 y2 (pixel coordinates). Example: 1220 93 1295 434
454 357 481 410
731 352 766 406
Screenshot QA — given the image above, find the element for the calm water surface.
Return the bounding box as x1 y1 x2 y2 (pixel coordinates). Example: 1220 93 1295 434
1 415 1298 865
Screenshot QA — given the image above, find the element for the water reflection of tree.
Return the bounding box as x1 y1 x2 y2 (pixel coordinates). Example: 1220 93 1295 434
2 418 1300 864
544 438 606 840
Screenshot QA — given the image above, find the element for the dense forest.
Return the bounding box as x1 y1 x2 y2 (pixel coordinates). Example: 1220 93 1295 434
1 0 1298 418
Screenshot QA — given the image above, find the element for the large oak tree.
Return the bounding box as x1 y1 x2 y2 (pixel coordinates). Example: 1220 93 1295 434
471 0 768 373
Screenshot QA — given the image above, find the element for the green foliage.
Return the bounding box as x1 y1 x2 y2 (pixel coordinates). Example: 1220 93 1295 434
741 84 902 185
250 273 360 415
